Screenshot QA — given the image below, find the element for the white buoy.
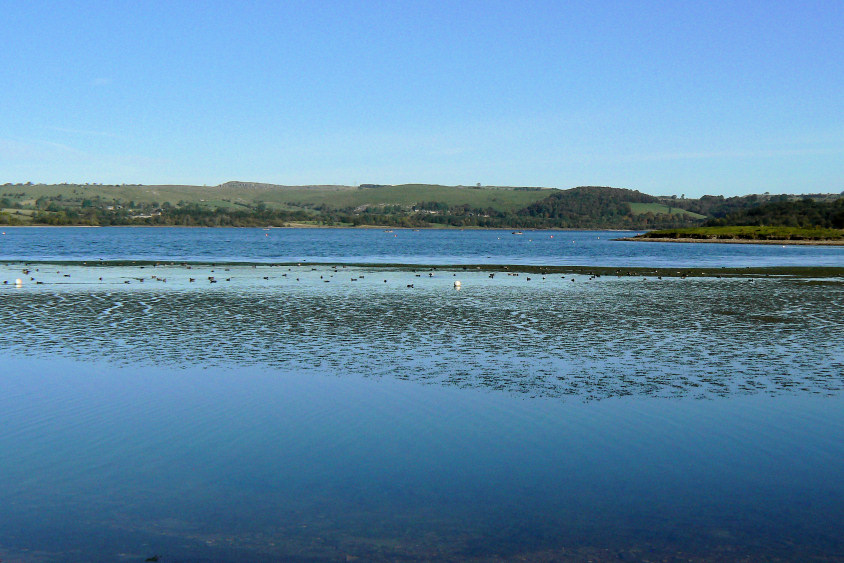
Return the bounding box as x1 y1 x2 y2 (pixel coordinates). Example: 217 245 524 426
453 280 461 288
15 278 23 287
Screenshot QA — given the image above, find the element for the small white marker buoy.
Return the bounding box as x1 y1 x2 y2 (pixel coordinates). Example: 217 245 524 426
453 280 461 288
15 278 23 287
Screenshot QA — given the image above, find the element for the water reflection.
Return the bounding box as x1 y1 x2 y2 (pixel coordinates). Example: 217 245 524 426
2 264 844 561
2 265 841 399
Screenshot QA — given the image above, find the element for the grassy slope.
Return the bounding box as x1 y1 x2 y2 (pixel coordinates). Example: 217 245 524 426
16 184 838 230
4 184 233 208
629 202 706 219
2 183 555 213
0 208 34 224
244 184 555 212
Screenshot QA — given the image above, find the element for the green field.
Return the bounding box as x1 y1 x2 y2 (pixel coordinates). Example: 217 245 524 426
258 184 555 212
629 202 706 219
0 183 555 213
0 208 34 225
10 182 837 230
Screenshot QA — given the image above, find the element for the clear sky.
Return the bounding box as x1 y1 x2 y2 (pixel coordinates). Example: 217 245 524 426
1 1 842 197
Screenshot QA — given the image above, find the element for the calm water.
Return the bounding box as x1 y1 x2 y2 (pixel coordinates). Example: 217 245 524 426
1 226 843 266
0 229 842 562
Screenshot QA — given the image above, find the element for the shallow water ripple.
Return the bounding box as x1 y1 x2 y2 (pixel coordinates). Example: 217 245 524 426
1 270 841 399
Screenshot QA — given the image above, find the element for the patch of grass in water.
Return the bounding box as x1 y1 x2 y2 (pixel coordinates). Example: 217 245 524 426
637 225 844 241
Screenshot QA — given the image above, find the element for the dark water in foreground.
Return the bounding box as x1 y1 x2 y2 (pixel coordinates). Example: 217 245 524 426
3 357 843 562
0 230 842 561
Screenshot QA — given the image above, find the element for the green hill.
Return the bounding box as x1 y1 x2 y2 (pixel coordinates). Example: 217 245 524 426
1 181 840 229
0 182 553 211
516 186 705 228
629 202 706 219
241 183 554 212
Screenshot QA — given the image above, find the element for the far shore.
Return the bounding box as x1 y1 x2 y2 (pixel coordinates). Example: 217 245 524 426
617 236 844 246
1 223 643 231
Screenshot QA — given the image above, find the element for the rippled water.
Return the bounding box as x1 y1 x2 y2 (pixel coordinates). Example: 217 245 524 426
1 264 842 400
1 248 843 560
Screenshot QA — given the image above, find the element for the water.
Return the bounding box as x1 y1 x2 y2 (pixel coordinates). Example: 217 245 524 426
1 226 843 266
0 228 842 561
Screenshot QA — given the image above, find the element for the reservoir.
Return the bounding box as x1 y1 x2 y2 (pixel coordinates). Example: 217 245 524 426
0 228 842 561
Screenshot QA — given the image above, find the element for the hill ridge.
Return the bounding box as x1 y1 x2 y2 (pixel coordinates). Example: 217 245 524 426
1 182 841 229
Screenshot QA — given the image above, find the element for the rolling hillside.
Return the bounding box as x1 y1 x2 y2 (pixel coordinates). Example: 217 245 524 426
1 181 839 229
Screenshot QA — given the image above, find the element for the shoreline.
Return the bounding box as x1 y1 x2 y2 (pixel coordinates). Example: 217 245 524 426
617 236 844 246
2 260 842 278
0 224 643 231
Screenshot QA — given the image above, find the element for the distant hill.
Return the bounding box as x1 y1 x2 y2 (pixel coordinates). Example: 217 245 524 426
516 186 705 228
0 181 840 229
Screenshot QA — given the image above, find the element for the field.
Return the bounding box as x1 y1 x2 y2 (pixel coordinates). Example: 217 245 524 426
12 183 836 230
628 202 706 219
1 183 556 213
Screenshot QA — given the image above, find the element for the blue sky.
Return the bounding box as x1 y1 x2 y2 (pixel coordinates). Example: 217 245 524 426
1 1 842 196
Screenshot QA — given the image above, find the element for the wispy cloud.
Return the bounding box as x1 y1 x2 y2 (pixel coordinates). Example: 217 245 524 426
0 137 171 183
0 138 86 161
49 126 117 138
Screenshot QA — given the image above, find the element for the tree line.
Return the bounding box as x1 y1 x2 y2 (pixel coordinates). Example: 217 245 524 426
3 186 841 230
705 198 844 229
